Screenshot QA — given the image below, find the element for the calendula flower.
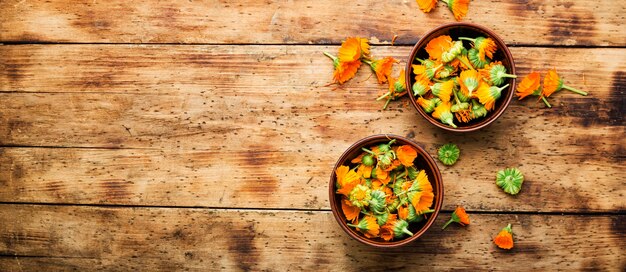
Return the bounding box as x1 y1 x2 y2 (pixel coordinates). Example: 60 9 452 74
378 69 407 109
380 214 398 241
323 52 362 84
441 41 464 63
408 170 434 213
338 37 365 62
357 164 372 179
459 69 481 97
367 57 397 83
438 143 460 166
496 167 524 195
396 145 418 167
413 59 443 80
460 36 497 61
516 71 541 100
442 0 470 21
336 165 360 196
494 224 514 250
341 198 361 223
397 204 409 220
476 82 509 111
425 35 453 61
348 216 380 238
541 69 588 108
442 206 470 229
436 65 457 79
432 101 457 128
369 190 387 214
451 87 470 112
455 108 474 123
349 184 372 208
412 74 432 96
466 101 486 121
467 48 490 69
375 212 390 226
450 48 473 70
417 97 441 113
407 205 434 223
481 62 517 86
393 219 414 238
416 0 438 12
431 79 455 102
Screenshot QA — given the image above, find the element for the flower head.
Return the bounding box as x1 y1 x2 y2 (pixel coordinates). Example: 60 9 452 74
432 101 457 128
341 198 361 224
349 184 372 208
442 206 470 229
339 37 366 62
476 82 508 111
348 216 380 238
369 57 397 83
329 58 361 84
412 74 432 96
397 145 418 167
393 219 414 238
335 165 360 196
441 41 464 63
496 167 524 195
416 0 438 13
494 224 514 250
431 79 455 102
542 69 563 98
425 35 453 61
481 62 516 86
459 69 481 97
468 48 490 69
417 97 441 113
438 143 460 166
516 72 541 100
408 170 434 213
444 0 470 21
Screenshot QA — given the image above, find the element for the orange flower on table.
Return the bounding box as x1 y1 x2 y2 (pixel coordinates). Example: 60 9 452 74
339 37 366 63
493 224 514 250
331 60 362 84
367 56 397 84
323 37 370 85
516 71 541 100
341 198 361 224
416 0 438 13
425 35 453 61
443 0 470 21
397 145 418 167
335 165 360 196
542 69 562 98
442 206 470 229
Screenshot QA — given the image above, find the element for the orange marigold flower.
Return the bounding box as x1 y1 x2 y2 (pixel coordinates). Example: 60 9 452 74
368 57 397 84
380 214 398 241
476 81 509 111
425 35 453 61
432 101 457 128
455 108 473 123
341 198 361 224
398 205 410 220
542 69 562 98
443 0 470 21
396 145 418 167
459 69 481 98
416 0 438 13
494 224 514 250
348 216 380 238
357 164 372 179
332 59 362 84
516 71 541 100
409 170 434 213
338 37 363 63
335 165 360 196
442 206 470 229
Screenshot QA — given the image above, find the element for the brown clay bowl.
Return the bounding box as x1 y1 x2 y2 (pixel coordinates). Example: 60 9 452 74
405 22 516 132
329 134 443 247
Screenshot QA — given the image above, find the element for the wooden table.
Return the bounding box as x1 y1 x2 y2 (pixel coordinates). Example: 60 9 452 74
1 0 624 270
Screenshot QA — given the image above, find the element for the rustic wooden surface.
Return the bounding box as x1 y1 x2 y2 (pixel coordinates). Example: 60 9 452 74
1 0 625 271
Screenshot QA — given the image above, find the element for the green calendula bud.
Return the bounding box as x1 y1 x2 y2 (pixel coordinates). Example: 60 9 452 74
377 139 396 153
406 166 419 180
369 190 387 214
496 168 524 195
377 152 394 169
438 143 460 166
441 41 464 63
362 154 375 166
370 167 378 179
437 65 456 79
387 198 400 213
349 184 372 208
393 219 414 238
375 212 390 226
468 48 490 69
451 102 469 113
489 64 517 86
471 100 488 118
415 57 436 67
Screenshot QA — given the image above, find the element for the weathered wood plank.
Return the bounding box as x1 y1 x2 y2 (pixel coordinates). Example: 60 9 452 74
0 0 624 46
0 205 624 271
0 45 624 212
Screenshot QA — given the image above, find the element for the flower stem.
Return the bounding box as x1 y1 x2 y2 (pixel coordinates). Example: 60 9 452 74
456 56 475 70
441 218 456 230
458 37 476 43
323 52 337 61
541 96 552 108
562 85 588 96
498 83 510 91
346 223 359 228
376 91 392 101
361 147 377 156
402 228 414 236
501 74 517 78
382 98 391 109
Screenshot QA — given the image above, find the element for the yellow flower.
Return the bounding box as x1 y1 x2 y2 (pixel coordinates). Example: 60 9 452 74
416 0 438 13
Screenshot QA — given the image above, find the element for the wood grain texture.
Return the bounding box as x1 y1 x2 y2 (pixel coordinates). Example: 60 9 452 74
0 0 624 46
0 205 624 271
1 45 624 212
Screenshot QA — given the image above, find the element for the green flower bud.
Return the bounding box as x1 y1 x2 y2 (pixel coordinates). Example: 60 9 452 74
468 48 490 69
489 63 516 86
471 99 488 118
375 212 390 226
369 190 387 214
438 143 460 166
393 219 414 238
362 154 375 166
442 41 464 63
496 168 524 195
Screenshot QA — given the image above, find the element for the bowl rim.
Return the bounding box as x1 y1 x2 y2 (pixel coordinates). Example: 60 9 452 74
328 134 444 247
405 22 517 132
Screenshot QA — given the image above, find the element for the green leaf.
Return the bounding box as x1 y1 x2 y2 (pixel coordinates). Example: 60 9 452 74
496 168 524 195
